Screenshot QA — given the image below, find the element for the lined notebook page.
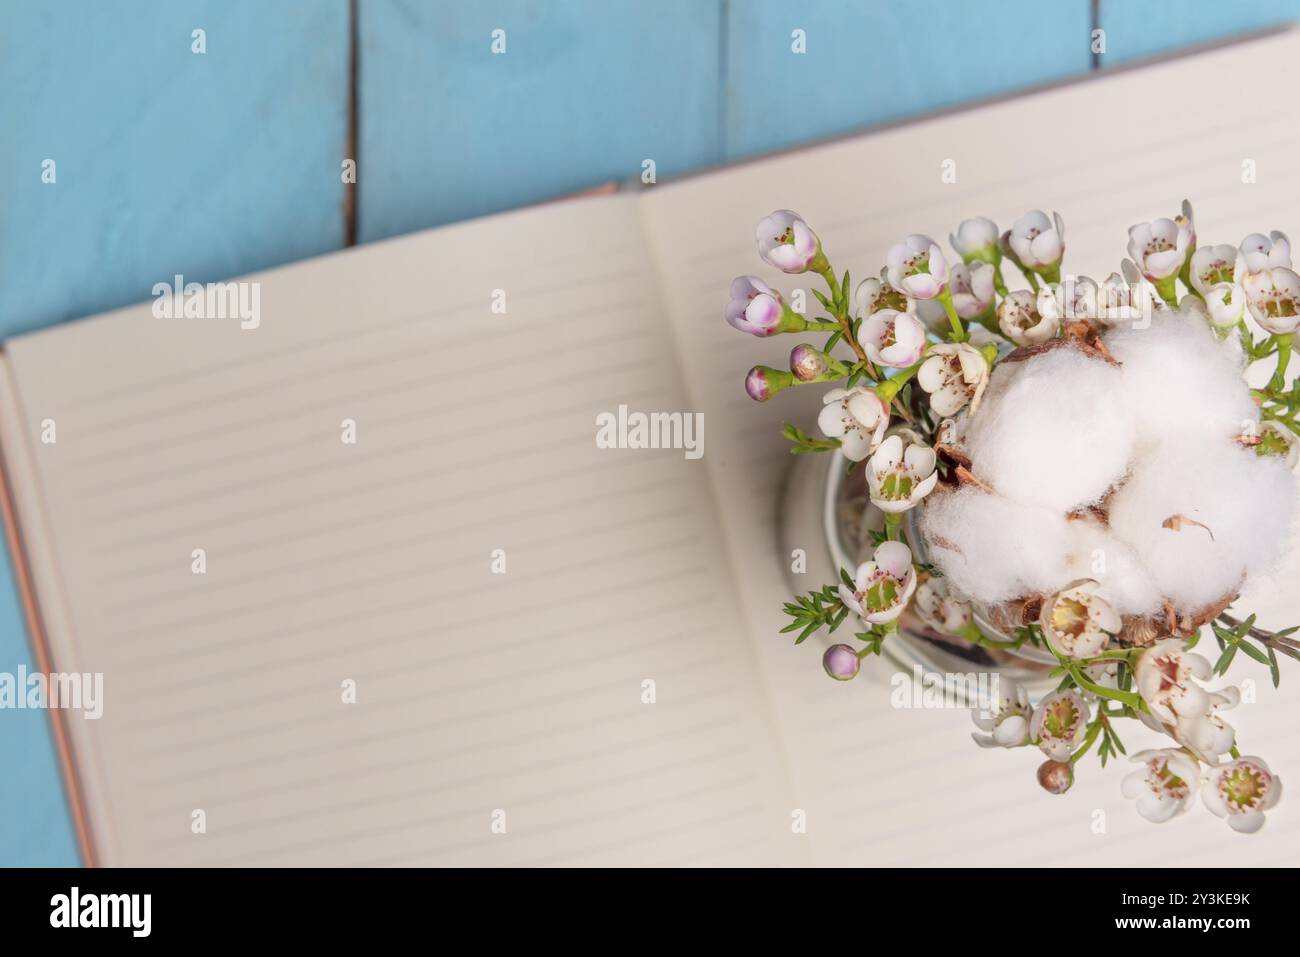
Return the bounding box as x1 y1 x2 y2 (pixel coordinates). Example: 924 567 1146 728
0 195 802 866
641 27 1300 866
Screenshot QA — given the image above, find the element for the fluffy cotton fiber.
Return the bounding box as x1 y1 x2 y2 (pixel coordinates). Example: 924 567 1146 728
1107 440 1296 615
922 319 1297 618
962 346 1135 511
1062 519 1163 616
1103 314 1259 455
919 486 1075 604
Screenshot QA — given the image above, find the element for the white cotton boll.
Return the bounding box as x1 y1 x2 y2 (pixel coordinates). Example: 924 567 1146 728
1102 314 1259 453
1064 520 1163 616
962 346 1135 511
1107 440 1297 615
918 486 1075 604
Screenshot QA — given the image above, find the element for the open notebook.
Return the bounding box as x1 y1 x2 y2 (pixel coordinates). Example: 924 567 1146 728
5 27 1300 867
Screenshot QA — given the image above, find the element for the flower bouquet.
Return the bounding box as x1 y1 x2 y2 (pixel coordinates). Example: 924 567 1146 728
728 205 1300 830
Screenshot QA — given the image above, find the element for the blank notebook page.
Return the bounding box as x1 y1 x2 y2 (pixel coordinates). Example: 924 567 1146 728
0 195 800 866
641 26 1300 866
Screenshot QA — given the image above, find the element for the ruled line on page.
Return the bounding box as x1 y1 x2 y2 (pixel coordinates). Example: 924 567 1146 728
101 470 688 603
141 685 741 815
57 255 646 412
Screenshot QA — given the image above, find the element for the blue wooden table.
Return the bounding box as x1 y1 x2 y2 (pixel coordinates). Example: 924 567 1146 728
1 0 1295 865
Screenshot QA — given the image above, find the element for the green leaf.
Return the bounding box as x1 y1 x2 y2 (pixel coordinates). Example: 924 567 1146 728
1236 640 1272 666
1213 642 1238 676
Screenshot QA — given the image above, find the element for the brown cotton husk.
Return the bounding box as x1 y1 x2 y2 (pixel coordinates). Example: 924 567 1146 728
986 596 1044 633
1153 589 1239 639
1118 615 1164 647
1161 513 1216 541
1066 503 1110 526
954 465 994 493
1002 329 1120 368
936 442 972 469
1180 589 1240 636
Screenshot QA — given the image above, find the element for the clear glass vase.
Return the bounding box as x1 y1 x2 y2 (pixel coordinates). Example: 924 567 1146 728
780 449 1058 699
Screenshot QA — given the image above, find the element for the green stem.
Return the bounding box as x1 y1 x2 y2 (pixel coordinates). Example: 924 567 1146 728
1269 334 1294 390
817 264 841 309
958 622 1021 649
1080 648 1141 664
1154 275 1179 309
1065 661 1144 711
884 512 902 542
874 356 926 404
936 289 966 342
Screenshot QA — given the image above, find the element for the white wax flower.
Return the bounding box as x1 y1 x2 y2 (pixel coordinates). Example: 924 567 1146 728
1189 244 1240 295
1256 419 1300 468
755 209 823 274
949 262 995 319
997 289 1057 345
1121 748 1201 823
865 434 938 513
1238 230 1291 276
885 234 948 300
1243 265 1300 334
1028 689 1090 762
852 273 908 317
914 576 972 634
917 342 988 416
857 308 927 369
1173 686 1239 764
1039 579 1121 659
817 386 888 462
1127 201 1195 282
1037 275 1100 323
970 680 1031 749
1202 756 1283 833
1007 210 1064 270
837 540 917 625
1096 259 1163 326
1134 639 1217 726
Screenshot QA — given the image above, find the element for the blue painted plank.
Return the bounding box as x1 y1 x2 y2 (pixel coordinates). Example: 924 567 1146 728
357 0 724 241
1099 0 1300 64
0 0 350 338
723 0 1095 159
0 0 349 865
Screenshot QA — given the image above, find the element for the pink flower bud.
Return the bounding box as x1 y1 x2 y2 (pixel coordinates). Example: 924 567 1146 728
745 366 793 402
725 276 786 336
1037 760 1074 795
789 343 828 381
822 644 860 681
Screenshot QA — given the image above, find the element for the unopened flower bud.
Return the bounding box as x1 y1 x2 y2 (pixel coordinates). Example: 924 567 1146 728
745 365 794 402
789 343 843 382
950 217 1000 265
1037 759 1074 795
822 644 860 681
